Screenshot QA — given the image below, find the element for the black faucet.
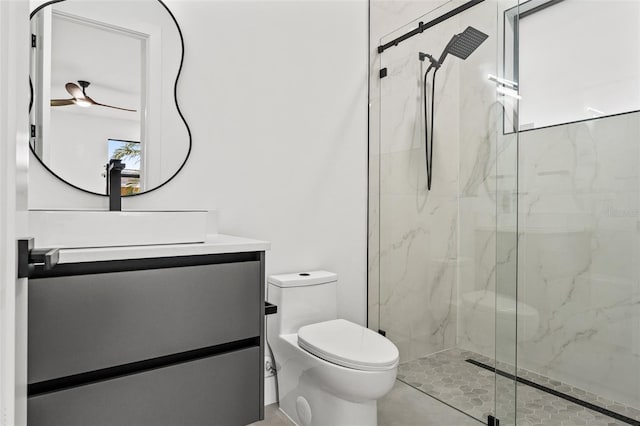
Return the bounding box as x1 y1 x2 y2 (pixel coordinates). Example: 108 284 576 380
107 159 125 211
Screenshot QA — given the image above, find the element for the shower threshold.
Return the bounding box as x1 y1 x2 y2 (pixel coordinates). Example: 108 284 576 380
397 348 640 426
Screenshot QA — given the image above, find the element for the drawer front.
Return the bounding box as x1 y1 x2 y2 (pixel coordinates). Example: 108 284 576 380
28 347 260 426
29 261 261 384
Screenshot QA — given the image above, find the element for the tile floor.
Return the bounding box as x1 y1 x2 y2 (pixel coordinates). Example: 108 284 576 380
398 348 640 426
250 380 479 426
250 348 640 426
250 404 295 426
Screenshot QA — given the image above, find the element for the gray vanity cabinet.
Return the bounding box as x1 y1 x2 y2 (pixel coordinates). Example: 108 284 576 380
27 252 265 426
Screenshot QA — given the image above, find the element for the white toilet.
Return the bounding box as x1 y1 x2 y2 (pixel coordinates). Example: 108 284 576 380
266 271 398 426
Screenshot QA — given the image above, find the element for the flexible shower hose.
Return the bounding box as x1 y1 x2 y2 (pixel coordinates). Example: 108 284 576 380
423 66 437 191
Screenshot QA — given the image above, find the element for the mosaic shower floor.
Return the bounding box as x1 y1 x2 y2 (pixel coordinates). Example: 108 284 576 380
397 348 640 426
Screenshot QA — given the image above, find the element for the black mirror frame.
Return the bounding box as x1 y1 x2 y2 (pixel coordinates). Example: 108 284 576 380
29 0 192 197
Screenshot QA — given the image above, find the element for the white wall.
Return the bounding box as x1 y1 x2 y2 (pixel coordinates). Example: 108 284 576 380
28 0 369 325
49 110 139 193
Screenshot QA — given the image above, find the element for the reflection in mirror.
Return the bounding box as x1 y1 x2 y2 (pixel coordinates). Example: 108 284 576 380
30 0 191 196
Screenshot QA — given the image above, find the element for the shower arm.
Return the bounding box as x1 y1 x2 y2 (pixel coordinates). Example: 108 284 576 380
419 34 458 70
437 35 459 66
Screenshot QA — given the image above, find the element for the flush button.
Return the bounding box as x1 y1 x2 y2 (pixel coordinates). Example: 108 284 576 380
299 273 310 276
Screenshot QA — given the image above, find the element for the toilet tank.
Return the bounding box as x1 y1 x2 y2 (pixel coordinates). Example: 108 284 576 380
267 271 338 335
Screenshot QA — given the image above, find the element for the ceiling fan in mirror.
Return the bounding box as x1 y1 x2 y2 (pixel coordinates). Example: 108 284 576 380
50 80 137 112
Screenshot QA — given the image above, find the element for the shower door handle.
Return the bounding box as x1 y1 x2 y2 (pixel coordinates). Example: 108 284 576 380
17 238 60 278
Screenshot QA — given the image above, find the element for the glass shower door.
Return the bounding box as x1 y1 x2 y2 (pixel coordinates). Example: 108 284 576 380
510 1 640 425
375 0 520 424
493 2 519 425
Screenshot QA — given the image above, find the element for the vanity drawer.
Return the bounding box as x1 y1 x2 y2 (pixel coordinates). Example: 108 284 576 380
29 261 261 384
28 346 260 426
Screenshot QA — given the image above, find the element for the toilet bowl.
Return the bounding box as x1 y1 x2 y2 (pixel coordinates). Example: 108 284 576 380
267 271 398 426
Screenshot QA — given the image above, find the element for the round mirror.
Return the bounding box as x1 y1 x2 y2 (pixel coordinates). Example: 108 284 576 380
29 0 191 196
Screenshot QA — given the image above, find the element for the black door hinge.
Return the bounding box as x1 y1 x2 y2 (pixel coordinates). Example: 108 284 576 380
31 34 36 48
378 329 386 336
488 415 499 426
31 124 36 138
379 68 388 78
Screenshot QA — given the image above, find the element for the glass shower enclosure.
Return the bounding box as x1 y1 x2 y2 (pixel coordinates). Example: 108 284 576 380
370 0 640 425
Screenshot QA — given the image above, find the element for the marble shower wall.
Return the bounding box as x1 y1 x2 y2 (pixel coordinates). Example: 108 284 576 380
370 0 509 363
376 15 461 362
455 3 517 363
368 0 449 337
515 113 640 409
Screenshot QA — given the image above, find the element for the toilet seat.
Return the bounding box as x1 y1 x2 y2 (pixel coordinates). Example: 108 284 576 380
298 319 399 371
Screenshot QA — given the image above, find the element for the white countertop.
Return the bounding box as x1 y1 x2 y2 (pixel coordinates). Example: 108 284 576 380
56 234 270 264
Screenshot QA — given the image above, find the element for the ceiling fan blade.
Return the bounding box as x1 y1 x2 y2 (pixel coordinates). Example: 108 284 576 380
50 98 75 106
61 82 136 111
65 82 85 99
91 100 137 112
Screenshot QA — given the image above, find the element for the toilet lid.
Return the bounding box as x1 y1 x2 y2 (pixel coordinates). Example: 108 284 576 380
298 319 399 371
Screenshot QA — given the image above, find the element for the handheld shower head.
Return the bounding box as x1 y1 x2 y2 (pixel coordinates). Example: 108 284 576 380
437 26 489 65
419 26 488 191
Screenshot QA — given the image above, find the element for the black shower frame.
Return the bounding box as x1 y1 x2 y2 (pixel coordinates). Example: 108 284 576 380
376 0 485 54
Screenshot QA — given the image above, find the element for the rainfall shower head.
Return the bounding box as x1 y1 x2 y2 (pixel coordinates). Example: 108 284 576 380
437 26 489 65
